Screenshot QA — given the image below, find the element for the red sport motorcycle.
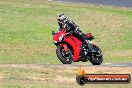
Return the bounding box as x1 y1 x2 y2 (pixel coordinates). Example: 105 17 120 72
52 28 103 65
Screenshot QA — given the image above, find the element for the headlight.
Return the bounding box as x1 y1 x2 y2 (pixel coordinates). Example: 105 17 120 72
59 34 64 42
54 40 57 43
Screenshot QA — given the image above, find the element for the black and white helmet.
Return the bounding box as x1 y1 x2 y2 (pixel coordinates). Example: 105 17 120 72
57 14 68 28
57 14 68 22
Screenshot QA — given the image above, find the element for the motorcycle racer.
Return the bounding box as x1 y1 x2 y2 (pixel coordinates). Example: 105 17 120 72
57 14 94 53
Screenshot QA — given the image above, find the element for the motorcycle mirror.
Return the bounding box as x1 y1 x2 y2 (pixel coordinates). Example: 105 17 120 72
52 31 55 35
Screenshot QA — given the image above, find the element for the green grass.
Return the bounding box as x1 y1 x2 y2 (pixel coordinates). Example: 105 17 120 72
0 0 132 64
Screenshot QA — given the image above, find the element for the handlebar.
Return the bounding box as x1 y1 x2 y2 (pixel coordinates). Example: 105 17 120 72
52 31 55 35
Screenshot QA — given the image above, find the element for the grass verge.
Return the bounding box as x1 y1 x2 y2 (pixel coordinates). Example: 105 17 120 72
0 0 132 64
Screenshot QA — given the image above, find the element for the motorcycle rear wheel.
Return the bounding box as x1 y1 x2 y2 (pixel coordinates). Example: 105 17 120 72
56 45 73 64
89 45 103 65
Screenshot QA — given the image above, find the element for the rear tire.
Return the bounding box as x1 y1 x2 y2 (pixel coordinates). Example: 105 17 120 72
89 45 103 65
56 45 73 64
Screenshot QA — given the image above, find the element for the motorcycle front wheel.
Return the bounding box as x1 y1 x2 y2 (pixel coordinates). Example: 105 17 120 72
56 45 73 64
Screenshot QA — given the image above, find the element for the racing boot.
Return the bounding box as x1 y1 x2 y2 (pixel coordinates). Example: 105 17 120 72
84 38 96 53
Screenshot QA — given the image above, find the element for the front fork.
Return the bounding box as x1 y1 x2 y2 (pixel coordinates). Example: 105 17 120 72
59 44 69 52
59 44 74 60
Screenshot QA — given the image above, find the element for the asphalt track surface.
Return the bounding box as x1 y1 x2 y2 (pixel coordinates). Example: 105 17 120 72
54 0 132 7
0 62 132 67
0 62 132 68
35 62 132 67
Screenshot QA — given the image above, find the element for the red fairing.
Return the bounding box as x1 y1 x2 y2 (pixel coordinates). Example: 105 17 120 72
64 35 82 61
53 28 82 62
53 29 66 43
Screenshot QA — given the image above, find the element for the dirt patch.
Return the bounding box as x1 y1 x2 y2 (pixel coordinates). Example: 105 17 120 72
0 64 132 75
0 73 4 80
0 64 132 88
82 66 132 74
0 64 132 74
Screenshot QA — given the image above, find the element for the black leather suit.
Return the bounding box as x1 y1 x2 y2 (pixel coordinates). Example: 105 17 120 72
58 20 88 43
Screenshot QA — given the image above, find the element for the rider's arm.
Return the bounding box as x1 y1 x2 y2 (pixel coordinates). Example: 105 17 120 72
65 20 81 36
68 20 78 30
68 20 82 34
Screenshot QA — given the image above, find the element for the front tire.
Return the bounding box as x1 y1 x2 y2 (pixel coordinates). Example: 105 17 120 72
56 45 73 64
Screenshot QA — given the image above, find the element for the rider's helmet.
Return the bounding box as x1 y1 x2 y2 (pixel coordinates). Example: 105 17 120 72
57 14 68 28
